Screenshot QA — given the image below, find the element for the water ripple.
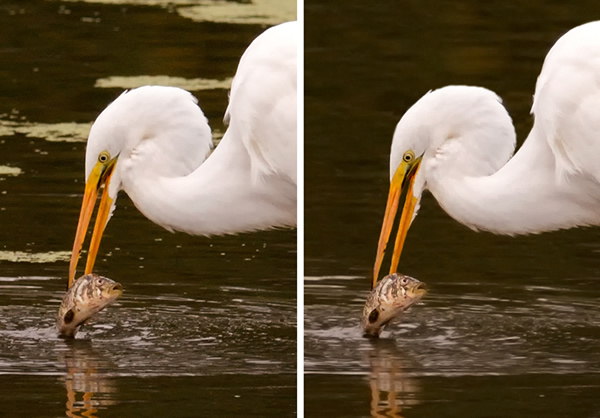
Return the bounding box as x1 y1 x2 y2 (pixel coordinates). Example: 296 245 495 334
0 276 296 378
305 275 600 377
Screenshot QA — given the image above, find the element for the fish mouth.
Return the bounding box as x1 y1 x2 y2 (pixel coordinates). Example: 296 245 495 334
107 283 123 297
410 282 428 297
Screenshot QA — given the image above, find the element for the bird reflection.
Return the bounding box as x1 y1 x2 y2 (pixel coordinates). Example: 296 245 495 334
365 339 421 418
58 340 117 418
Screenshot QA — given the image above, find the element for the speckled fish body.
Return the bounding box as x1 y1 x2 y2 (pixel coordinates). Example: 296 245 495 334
362 273 427 337
56 273 123 338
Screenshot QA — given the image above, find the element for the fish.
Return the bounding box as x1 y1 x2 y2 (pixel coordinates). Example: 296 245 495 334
56 273 123 338
362 273 427 338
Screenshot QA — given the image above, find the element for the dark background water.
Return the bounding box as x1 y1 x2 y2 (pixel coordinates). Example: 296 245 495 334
0 1 296 417
305 1 600 417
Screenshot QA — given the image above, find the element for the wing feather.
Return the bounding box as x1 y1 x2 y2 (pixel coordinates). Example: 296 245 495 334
532 22 600 183
223 21 297 185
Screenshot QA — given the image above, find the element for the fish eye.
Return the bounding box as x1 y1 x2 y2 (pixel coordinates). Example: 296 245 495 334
97 278 104 285
368 309 379 323
98 151 110 164
63 309 75 324
403 150 415 162
400 277 408 285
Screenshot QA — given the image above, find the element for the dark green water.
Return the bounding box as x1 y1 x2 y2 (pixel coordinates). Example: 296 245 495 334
0 1 296 417
305 1 600 417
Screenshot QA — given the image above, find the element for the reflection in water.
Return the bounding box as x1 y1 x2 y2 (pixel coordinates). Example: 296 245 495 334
366 340 420 418
306 275 600 418
59 340 118 418
0 273 295 413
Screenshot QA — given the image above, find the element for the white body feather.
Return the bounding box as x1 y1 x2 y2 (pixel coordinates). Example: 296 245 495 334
392 21 600 235
85 22 297 236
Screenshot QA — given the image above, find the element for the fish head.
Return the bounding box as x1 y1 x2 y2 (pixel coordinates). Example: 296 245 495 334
92 274 124 302
76 274 123 311
57 273 123 338
362 273 427 337
393 274 427 304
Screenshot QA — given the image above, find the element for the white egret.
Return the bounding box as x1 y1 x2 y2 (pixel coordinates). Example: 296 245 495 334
373 21 600 287
69 21 297 287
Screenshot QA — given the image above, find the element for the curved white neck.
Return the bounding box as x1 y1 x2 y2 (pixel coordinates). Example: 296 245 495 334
120 132 296 236
426 126 600 235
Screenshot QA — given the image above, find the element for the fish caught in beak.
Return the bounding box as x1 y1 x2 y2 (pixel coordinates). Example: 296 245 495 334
372 156 421 289
68 156 118 288
362 273 427 338
57 273 123 337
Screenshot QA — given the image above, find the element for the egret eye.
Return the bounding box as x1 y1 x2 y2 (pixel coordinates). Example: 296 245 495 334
403 151 415 163
98 151 110 164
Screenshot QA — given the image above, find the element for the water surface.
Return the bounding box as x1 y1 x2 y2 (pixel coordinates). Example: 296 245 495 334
305 1 600 416
0 1 296 416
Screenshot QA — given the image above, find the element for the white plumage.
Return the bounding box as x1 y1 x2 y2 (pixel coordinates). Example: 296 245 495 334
374 21 600 285
69 21 297 286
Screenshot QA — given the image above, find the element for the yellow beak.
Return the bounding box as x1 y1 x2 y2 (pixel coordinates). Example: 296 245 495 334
68 159 116 288
372 158 421 289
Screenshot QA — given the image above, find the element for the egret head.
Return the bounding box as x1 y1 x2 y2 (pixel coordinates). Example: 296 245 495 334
373 86 515 287
69 86 212 287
